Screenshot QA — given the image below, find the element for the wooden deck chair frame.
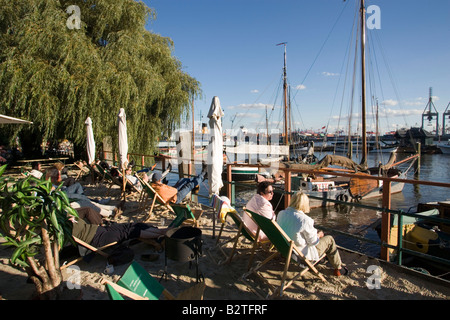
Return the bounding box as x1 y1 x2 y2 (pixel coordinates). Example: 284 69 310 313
116 169 143 196
242 208 327 298
72 162 91 181
214 210 270 266
135 175 174 221
94 164 123 196
60 236 117 270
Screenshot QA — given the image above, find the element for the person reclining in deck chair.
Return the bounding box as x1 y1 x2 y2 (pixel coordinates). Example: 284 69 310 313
276 192 348 277
68 208 169 248
125 162 172 191
29 162 44 179
46 168 120 218
243 181 276 241
150 167 206 204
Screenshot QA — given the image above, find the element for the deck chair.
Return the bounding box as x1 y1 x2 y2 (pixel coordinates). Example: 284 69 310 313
170 203 203 228
94 164 123 195
103 261 205 300
72 161 91 180
213 209 270 266
242 208 327 298
61 236 118 270
116 169 143 196
135 175 175 221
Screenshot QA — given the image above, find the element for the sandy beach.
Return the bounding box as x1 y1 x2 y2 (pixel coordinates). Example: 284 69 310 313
1 170 449 302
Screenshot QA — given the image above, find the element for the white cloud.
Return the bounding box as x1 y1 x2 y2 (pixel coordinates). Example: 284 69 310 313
295 84 306 90
402 96 439 107
236 112 261 118
382 99 398 106
322 72 340 77
250 89 259 94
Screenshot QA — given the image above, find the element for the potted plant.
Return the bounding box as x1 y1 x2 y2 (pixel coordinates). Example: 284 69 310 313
0 164 78 299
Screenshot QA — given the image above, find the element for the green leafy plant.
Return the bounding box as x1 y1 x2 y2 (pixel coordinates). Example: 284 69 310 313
0 164 78 299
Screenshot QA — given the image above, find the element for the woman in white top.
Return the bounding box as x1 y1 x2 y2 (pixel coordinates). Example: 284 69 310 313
277 192 348 277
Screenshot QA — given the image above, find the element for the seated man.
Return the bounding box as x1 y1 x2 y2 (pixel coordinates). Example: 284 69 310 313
150 169 206 204
125 163 172 191
243 181 276 241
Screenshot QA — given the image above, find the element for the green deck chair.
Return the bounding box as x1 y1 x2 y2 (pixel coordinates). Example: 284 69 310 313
243 208 327 297
103 261 175 300
170 203 201 228
94 164 123 196
214 210 270 266
103 261 206 300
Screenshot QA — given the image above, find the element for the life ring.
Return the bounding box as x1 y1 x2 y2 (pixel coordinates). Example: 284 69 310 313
336 194 349 203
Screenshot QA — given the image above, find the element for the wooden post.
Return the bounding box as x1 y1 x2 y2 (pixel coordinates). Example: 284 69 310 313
284 169 292 208
227 163 232 201
415 142 421 175
380 179 392 261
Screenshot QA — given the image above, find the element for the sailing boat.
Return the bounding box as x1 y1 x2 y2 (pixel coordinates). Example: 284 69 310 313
344 0 418 200
267 0 418 209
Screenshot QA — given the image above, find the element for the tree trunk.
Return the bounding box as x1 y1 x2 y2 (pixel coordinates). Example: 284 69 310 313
24 225 64 299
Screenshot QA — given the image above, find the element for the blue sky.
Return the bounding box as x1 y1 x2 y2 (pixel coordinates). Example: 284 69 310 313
143 0 450 136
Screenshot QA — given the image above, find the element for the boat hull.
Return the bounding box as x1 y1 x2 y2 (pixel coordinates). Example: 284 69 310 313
222 166 259 183
438 144 450 154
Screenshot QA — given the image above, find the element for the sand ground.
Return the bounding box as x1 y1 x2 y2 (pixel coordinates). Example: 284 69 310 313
0 169 449 301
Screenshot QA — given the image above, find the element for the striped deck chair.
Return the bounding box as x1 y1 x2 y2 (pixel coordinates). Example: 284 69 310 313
210 194 232 238
242 208 327 298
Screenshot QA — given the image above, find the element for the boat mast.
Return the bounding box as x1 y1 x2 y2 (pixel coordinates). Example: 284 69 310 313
277 42 289 147
360 0 367 164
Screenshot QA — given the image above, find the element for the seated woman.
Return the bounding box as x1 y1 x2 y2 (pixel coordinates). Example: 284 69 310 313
276 192 348 277
242 181 276 241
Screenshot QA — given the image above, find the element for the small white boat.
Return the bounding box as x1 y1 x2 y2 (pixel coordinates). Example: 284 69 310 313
437 140 450 154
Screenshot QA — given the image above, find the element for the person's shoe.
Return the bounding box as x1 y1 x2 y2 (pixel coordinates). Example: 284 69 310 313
334 266 349 277
98 197 111 205
193 185 200 194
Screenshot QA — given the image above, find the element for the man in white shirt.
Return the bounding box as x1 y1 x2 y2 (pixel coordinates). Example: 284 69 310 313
243 181 276 241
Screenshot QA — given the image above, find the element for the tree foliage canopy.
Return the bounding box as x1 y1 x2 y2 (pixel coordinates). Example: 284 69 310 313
0 0 201 156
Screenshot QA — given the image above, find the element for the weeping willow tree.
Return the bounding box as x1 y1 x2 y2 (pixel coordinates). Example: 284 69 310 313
0 0 201 157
